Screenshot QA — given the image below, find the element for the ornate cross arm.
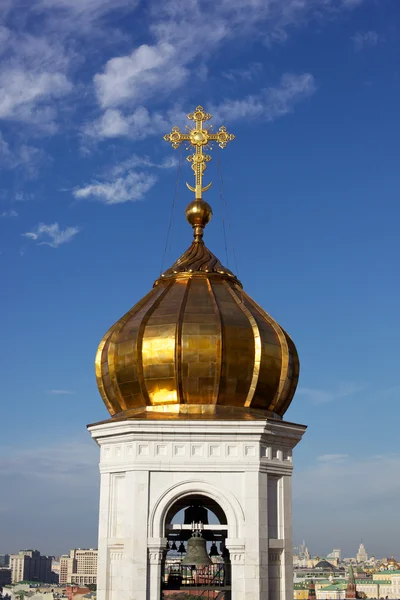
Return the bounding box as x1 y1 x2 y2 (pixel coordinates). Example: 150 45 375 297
163 106 235 200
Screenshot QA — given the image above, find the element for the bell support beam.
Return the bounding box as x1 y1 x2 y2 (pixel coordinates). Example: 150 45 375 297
166 524 228 531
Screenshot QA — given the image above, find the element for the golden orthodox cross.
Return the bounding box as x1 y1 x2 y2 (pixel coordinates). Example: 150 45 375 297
164 106 235 199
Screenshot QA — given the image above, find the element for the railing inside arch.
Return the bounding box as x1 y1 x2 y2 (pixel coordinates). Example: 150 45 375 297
162 563 232 599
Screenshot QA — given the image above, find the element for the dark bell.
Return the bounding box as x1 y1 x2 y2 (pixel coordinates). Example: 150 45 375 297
209 542 219 557
171 541 178 551
181 534 212 566
221 546 230 562
165 541 170 551
178 542 186 554
184 505 209 525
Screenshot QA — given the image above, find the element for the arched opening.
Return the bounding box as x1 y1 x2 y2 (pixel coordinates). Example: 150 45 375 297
161 493 231 599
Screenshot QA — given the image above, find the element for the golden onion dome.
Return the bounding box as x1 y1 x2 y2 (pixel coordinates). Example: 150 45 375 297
95 198 299 421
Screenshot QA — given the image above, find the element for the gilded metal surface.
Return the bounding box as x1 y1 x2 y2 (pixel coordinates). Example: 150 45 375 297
164 106 235 200
157 240 240 285
95 104 299 421
96 242 299 419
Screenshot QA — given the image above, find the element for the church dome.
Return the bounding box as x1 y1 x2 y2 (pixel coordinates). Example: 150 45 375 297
95 106 299 421
95 224 299 420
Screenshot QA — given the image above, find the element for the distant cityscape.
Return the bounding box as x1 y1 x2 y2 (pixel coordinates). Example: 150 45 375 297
1 543 400 599
0 549 97 600
293 542 400 599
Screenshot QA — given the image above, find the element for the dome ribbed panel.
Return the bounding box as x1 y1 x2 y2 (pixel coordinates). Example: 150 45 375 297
96 286 165 414
96 334 122 416
180 278 220 404
277 331 299 415
243 294 299 415
109 284 169 409
241 293 283 411
141 280 188 406
211 280 255 407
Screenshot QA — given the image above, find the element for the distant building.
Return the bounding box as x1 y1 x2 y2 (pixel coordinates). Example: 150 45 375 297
356 543 368 563
0 567 12 586
379 557 400 571
9 550 52 584
327 549 342 562
59 549 97 586
0 555 9 568
65 585 95 600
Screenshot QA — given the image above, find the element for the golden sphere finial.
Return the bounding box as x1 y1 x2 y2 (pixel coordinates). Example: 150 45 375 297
185 199 212 242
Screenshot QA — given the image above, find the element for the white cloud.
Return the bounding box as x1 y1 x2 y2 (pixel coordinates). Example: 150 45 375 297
83 105 183 140
85 73 315 141
297 381 365 405
292 452 400 556
111 153 178 176
222 62 263 82
73 152 177 203
317 454 349 463
0 69 72 128
212 73 316 122
15 191 36 202
295 453 400 507
47 389 75 395
0 436 99 554
0 209 18 217
22 222 80 247
94 42 188 109
37 0 133 15
0 132 47 176
90 0 364 114
0 438 97 483
352 30 381 51
0 24 74 132
74 170 158 204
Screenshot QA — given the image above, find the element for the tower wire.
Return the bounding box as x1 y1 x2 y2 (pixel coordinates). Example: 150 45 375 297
160 147 183 276
216 148 229 268
216 145 240 279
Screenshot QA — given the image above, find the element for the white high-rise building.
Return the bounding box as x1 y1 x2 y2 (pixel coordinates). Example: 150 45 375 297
356 543 368 563
89 105 306 600
327 549 342 561
59 549 97 585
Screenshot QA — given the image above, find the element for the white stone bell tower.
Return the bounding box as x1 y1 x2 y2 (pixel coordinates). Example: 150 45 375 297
89 418 305 600
89 104 306 600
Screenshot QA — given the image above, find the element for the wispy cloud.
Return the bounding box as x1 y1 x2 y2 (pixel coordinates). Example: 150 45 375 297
295 453 400 506
22 222 80 247
94 42 188 109
73 153 176 204
47 389 75 395
0 439 98 486
91 0 362 112
222 62 263 82
110 153 178 176
297 382 366 405
212 73 316 122
0 209 18 218
0 132 48 177
352 30 382 51
317 453 349 463
84 0 363 142
85 73 316 141
0 436 99 553
74 171 157 204
0 69 72 129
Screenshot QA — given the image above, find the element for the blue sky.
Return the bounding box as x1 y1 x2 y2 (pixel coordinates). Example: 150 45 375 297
1 0 399 559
